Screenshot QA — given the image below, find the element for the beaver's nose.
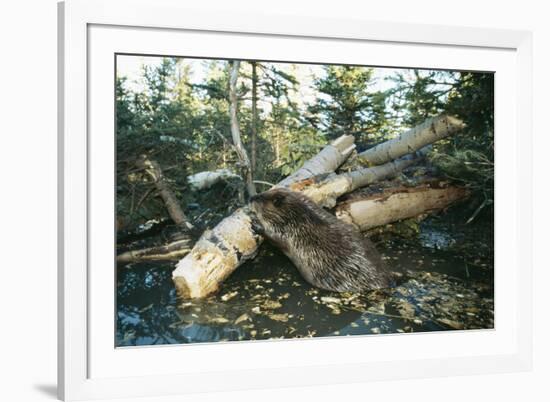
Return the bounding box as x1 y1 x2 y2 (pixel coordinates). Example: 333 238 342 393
249 194 260 203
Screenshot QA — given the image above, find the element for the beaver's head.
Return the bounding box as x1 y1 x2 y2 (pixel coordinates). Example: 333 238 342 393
249 188 319 231
250 188 292 225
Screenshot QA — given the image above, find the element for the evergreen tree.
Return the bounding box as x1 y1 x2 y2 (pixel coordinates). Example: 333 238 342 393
308 65 390 145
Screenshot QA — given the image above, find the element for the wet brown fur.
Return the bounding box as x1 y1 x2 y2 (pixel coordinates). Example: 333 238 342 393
250 188 391 292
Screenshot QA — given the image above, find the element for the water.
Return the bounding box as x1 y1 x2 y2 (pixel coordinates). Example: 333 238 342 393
116 212 494 346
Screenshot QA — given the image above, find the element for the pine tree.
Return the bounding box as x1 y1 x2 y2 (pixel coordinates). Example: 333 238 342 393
308 65 390 145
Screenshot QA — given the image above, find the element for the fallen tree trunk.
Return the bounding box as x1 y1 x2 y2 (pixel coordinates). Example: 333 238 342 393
136 155 193 230
172 208 262 298
335 181 469 231
358 115 465 166
289 147 430 208
117 238 195 264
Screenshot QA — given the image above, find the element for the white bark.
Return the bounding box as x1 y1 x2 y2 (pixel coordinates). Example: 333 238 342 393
172 208 261 298
187 169 241 191
277 134 355 187
335 182 469 231
229 60 256 196
358 115 465 165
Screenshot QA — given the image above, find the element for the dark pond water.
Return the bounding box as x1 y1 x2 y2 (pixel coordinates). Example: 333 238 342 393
116 211 494 347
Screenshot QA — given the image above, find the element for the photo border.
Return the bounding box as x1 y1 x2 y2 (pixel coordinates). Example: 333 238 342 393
59 0 532 400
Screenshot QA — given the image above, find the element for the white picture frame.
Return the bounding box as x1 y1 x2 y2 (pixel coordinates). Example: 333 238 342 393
58 0 533 400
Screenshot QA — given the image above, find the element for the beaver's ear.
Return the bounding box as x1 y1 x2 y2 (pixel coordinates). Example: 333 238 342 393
272 193 285 207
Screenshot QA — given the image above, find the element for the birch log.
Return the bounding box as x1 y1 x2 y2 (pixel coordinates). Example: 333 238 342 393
289 147 430 208
172 134 356 298
358 115 465 166
187 169 241 191
172 208 262 298
277 134 355 187
335 182 469 231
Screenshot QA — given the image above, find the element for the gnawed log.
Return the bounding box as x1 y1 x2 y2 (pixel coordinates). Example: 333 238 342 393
335 181 469 231
172 208 261 298
289 147 430 208
187 169 241 191
136 155 193 229
358 115 465 166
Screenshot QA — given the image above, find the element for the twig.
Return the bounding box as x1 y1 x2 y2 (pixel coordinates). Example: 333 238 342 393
135 186 156 211
466 197 490 224
253 180 276 188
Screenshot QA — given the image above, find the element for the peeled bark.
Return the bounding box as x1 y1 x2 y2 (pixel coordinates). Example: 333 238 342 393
335 182 469 231
172 208 261 298
289 147 430 208
136 155 193 229
229 60 256 197
358 115 465 166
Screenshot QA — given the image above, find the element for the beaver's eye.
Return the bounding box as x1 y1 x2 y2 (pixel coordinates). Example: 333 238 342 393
272 194 284 207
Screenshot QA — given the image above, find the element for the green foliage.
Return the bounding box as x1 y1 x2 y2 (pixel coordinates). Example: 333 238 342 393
435 73 494 216
446 72 494 157
388 70 455 126
308 65 392 145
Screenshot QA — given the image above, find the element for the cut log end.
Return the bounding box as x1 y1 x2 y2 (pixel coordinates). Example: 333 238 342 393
171 208 262 299
173 276 193 299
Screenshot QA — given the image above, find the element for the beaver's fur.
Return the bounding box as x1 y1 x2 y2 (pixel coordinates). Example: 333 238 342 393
249 188 391 292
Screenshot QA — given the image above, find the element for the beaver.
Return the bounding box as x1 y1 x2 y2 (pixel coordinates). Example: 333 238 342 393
249 187 391 292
